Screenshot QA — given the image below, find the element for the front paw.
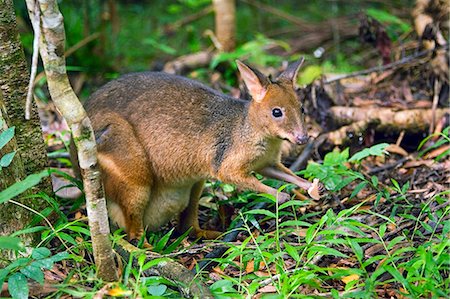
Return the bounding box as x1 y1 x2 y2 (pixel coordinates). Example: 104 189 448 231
308 178 324 200
277 192 291 203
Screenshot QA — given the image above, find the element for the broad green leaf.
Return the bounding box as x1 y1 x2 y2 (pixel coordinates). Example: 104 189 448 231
210 279 236 293
0 151 16 167
147 283 167 296
32 247 51 259
0 236 23 250
371 176 378 187
8 272 29 299
154 228 174 252
305 223 319 244
20 265 44 284
284 242 300 262
349 239 364 261
379 223 387 238
0 170 50 203
349 143 389 162
66 225 91 236
48 251 69 263
0 127 15 150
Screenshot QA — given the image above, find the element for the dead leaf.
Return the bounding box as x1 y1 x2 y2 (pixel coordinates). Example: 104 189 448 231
254 271 270 277
341 273 360 284
403 159 434 168
258 285 277 293
385 144 409 156
107 286 132 297
424 145 450 159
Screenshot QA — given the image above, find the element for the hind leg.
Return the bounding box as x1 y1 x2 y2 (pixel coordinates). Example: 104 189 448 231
178 180 222 239
93 113 153 245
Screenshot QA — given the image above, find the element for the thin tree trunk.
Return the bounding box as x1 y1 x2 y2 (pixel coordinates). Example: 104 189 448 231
213 0 236 52
0 0 51 252
24 0 118 281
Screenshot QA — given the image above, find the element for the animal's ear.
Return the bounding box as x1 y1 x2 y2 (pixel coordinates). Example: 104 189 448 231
276 57 305 85
236 60 269 103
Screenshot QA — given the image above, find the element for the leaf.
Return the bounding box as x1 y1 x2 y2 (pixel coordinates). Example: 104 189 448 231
350 181 367 199
366 8 412 33
349 143 389 162
48 251 69 263
147 283 168 296
210 279 236 294
0 151 16 167
379 223 387 238
0 236 23 250
244 209 276 219
305 223 318 244
284 242 300 262
349 239 364 261
108 286 132 296
0 170 50 203
371 176 378 187
8 272 29 299
0 127 15 150
32 247 51 259
20 265 44 285
142 257 170 271
341 273 359 285
154 228 174 252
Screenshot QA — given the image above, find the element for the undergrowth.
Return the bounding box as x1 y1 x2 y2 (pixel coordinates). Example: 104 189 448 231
1 137 449 298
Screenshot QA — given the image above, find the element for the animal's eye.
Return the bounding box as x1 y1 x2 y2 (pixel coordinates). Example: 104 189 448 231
301 107 305 114
272 108 283 118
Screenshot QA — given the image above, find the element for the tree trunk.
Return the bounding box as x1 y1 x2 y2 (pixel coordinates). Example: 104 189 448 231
25 0 118 281
213 0 236 52
0 0 51 249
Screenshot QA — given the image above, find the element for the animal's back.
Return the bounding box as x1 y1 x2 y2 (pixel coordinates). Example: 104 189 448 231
85 72 247 182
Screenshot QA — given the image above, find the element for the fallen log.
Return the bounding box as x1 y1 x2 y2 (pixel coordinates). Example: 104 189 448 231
330 107 450 132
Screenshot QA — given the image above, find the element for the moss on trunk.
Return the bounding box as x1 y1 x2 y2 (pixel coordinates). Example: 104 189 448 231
0 0 52 249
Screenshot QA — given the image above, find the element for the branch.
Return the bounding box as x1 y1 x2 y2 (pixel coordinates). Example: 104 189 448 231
324 45 449 84
25 2 40 120
25 0 118 281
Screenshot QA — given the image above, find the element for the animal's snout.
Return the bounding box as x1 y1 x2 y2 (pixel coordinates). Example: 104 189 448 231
295 134 309 145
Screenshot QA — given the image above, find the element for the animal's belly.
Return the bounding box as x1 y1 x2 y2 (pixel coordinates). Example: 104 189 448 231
143 185 192 231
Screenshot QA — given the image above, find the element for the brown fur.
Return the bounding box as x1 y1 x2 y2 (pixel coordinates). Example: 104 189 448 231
75 59 315 242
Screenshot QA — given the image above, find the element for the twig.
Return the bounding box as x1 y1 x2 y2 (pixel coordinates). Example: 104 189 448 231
65 32 101 58
429 79 441 134
240 0 313 30
290 134 327 172
367 156 410 175
324 45 449 84
164 5 213 34
25 1 40 120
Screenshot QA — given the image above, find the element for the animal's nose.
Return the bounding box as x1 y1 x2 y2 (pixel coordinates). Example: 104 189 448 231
295 134 309 145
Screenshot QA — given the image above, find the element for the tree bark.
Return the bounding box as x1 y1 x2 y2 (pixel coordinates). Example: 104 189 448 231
213 0 236 52
0 0 51 193
24 0 118 281
0 0 51 254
